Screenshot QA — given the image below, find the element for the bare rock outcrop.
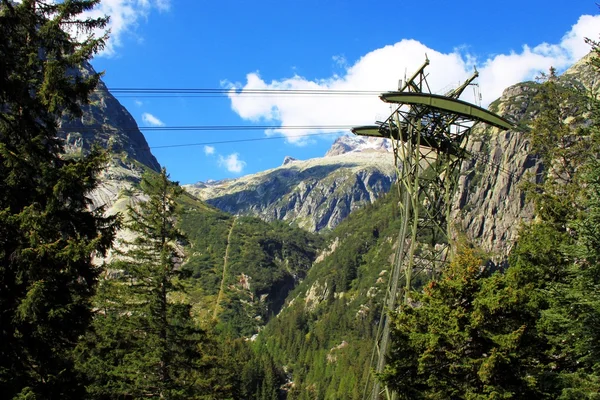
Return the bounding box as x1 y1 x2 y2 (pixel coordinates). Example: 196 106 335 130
451 53 597 259
185 150 396 232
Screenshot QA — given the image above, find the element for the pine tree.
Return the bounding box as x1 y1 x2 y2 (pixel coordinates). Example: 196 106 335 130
77 169 216 399
536 157 600 398
0 1 116 398
531 49 600 399
525 67 589 226
381 247 558 399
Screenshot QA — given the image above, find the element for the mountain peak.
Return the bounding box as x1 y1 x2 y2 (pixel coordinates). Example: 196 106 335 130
325 134 392 157
282 156 298 166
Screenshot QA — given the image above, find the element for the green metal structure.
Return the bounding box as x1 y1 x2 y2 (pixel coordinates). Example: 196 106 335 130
353 59 513 400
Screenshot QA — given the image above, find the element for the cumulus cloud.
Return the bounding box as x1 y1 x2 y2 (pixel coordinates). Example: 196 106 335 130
218 153 246 174
141 112 165 126
78 0 171 56
204 145 215 155
226 14 600 144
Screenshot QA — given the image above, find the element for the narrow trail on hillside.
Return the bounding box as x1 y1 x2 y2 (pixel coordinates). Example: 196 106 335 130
213 217 236 320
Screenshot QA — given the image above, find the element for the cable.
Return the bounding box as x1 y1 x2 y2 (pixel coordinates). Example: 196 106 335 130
468 152 522 181
58 125 357 133
149 132 340 149
60 125 528 181
113 94 376 98
59 122 527 180
102 88 385 94
95 87 386 98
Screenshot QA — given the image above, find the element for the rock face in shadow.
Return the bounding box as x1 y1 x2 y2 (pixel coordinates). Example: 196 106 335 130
451 54 596 260
59 62 160 173
57 63 161 215
452 114 542 259
185 141 397 232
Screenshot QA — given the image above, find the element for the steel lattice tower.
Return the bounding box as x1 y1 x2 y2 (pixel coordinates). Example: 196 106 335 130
352 59 513 400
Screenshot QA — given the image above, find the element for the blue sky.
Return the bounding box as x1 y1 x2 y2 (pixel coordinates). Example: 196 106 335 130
88 0 600 184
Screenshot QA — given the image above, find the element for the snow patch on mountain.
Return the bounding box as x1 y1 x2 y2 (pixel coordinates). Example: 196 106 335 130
325 134 392 157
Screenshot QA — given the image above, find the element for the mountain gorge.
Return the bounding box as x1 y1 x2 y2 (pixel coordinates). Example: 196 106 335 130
6 1 600 398
55 53 600 398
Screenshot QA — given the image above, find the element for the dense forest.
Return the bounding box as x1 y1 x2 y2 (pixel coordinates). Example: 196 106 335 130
2 1 600 399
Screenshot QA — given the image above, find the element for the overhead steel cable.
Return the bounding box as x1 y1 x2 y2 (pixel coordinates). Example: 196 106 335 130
58 123 526 180
58 125 356 133
94 87 386 97
112 94 377 98
147 132 341 149
102 88 385 94
144 139 528 183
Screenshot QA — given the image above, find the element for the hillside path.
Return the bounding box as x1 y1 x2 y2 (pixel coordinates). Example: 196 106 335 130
213 217 236 319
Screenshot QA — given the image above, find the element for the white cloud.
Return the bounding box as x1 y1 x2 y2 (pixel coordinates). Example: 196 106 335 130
204 145 215 155
227 14 600 144
141 112 165 126
79 0 171 57
332 55 348 68
218 153 246 174
134 100 143 107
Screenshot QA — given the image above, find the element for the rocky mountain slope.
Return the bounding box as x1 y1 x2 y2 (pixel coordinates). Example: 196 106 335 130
58 63 162 263
184 136 396 232
57 63 161 223
61 63 160 172
452 53 596 259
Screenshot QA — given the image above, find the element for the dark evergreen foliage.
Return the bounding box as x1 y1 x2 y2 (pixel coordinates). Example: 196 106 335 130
76 170 222 399
0 1 117 398
382 246 559 399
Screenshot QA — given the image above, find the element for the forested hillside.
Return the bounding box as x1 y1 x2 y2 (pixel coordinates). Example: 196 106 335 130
179 198 322 337
256 186 405 399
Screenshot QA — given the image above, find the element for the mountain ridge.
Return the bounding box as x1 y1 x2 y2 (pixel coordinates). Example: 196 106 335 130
184 136 396 232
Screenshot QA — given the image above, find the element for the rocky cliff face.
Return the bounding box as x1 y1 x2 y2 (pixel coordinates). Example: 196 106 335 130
57 64 162 263
452 96 541 259
185 137 396 232
57 63 160 219
451 53 597 259
60 63 160 173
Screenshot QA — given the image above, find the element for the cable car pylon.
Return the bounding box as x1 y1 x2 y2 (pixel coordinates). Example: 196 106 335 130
353 59 513 400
